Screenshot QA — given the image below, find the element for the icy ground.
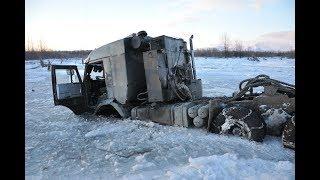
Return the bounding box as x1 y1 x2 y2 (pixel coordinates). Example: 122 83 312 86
25 57 295 179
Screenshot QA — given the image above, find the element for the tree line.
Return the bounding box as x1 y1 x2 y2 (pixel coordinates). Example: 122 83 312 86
25 48 295 60
25 50 91 60
25 39 91 60
194 33 294 58
25 35 294 60
194 48 295 59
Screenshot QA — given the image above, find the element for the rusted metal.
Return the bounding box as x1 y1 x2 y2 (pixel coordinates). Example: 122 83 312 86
51 31 295 149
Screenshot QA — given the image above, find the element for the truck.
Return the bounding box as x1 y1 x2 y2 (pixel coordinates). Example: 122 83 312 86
51 31 295 149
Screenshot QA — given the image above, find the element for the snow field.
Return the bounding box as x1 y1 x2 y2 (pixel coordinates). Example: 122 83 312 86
25 57 295 179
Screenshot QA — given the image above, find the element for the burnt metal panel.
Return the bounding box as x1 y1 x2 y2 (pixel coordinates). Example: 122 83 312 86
143 50 176 102
188 79 203 100
110 53 128 104
143 50 166 102
94 99 131 118
150 36 187 68
163 36 186 68
253 95 295 114
124 40 147 101
143 36 191 103
102 57 114 99
149 105 175 125
86 39 126 62
131 104 175 125
131 102 197 126
90 38 147 105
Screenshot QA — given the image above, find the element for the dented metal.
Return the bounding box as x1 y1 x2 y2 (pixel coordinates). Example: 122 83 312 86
51 31 295 149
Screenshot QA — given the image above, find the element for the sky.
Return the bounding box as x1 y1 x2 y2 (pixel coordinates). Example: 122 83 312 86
25 0 295 51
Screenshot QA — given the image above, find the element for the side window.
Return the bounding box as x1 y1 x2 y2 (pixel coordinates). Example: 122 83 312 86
89 64 104 80
56 69 80 84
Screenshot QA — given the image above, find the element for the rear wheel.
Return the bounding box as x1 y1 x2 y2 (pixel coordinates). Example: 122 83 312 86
211 106 266 142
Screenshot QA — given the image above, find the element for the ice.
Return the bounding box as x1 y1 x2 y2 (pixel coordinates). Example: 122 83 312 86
131 154 156 172
25 57 295 179
164 153 294 180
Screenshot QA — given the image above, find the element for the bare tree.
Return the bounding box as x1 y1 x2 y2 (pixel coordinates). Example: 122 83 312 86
36 40 52 70
38 39 48 52
221 33 230 58
26 37 35 52
234 40 244 58
26 37 30 51
234 40 243 52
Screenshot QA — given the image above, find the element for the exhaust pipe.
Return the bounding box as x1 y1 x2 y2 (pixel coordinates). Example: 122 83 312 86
189 35 196 79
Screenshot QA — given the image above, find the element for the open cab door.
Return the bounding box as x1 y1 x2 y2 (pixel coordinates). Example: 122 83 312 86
51 65 88 115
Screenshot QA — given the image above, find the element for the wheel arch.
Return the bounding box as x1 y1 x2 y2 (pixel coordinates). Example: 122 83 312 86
94 100 130 118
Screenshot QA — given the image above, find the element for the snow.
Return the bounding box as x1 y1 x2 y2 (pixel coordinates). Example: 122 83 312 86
195 57 295 97
261 108 291 136
262 108 291 127
25 57 295 179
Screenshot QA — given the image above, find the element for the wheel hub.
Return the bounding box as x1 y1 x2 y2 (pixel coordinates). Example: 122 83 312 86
232 127 243 136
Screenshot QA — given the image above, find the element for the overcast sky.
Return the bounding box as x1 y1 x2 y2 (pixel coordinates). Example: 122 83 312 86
25 0 294 51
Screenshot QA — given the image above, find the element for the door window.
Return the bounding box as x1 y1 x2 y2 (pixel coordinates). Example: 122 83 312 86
55 68 82 99
56 69 80 84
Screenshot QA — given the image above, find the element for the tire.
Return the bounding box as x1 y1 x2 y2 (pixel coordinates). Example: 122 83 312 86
282 115 295 149
211 106 266 142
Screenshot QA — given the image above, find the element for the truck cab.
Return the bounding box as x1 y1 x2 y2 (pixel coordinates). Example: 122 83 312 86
51 31 202 118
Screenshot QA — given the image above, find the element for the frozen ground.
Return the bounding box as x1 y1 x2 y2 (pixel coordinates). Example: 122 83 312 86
25 57 295 179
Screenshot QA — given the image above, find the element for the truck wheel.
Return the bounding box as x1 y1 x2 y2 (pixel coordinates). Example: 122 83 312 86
212 106 266 142
282 115 295 149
